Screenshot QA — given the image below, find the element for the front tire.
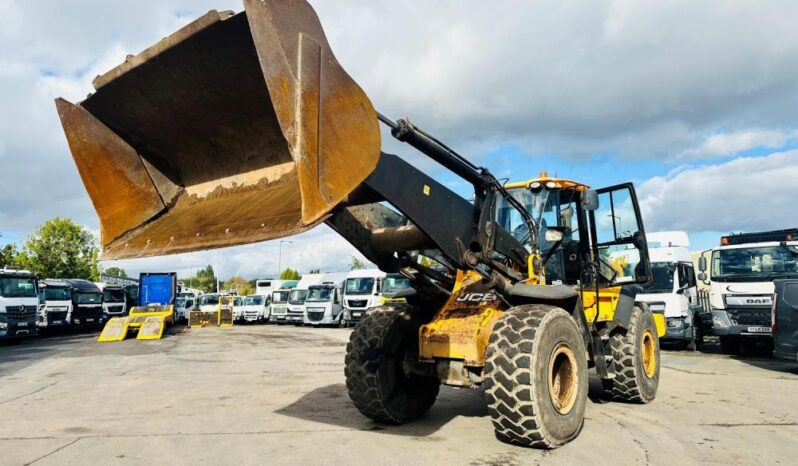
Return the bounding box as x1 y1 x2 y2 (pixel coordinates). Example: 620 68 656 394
484 305 588 449
345 305 439 424
610 305 660 403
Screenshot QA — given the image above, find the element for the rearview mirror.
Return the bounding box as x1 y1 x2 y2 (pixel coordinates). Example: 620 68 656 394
544 227 564 243
581 189 599 211
698 256 706 272
698 272 707 282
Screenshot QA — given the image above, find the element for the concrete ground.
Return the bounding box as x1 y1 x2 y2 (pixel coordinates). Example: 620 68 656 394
1 326 797 466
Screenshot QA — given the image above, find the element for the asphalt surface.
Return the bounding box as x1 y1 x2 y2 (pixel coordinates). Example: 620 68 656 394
1 326 797 466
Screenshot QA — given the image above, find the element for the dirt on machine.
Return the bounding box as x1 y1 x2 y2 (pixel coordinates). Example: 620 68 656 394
58 0 664 449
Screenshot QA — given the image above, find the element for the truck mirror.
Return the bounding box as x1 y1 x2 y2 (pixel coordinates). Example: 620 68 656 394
698 256 706 272
697 272 707 282
581 189 599 211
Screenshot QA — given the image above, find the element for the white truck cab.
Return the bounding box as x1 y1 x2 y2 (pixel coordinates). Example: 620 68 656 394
698 228 798 354
269 286 294 323
303 272 349 326
232 296 245 322
95 283 128 320
342 269 386 325
199 293 220 312
37 279 73 330
241 294 269 323
284 274 325 324
175 292 199 323
634 232 703 349
0 267 39 340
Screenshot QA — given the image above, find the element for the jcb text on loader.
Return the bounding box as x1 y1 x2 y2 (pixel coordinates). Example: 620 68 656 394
58 0 663 448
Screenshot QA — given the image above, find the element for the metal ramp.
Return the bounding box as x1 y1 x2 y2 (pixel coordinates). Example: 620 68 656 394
97 317 131 342
137 316 167 340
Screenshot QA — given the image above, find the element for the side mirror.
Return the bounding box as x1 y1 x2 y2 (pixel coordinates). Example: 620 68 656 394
698 272 707 282
544 227 564 243
698 256 706 272
581 189 599 211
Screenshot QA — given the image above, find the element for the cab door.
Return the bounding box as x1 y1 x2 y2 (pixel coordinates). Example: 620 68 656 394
774 279 798 359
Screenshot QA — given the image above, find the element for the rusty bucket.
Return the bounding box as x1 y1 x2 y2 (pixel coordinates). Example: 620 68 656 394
56 0 380 259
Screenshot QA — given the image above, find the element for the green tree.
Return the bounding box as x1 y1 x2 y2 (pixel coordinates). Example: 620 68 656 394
104 266 128 278
18 217 99 280
0 233 20 268
223 275 254 295
185 265 218 293
279 268 301 280
349 256 365 271
308 268 320 274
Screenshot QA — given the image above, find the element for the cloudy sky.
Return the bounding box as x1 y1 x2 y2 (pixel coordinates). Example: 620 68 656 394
1 0 797 280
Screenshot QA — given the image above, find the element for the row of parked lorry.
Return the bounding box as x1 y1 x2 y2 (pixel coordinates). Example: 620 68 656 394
174 270 414 328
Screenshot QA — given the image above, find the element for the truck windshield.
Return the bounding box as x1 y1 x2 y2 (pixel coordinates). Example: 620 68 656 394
103 288 126 302
0 277 38 298
44 286 71 301
345 278 374 295
244 296 263 306
76 293 102 304
641 263 674 293
289 289 308 304
200 295 219 306
273 290 290 303
234 297 242 306
383 276 411 292
306 287 332 302
175 297 187 308
712 245 798 281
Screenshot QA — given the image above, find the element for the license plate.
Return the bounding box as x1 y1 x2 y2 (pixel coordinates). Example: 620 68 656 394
747 326 771 333
18 322 28 327
52 320 61 325
353 312 362 317
86 318 94 322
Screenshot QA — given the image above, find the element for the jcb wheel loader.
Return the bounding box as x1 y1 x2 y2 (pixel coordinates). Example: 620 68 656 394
55 0 664 448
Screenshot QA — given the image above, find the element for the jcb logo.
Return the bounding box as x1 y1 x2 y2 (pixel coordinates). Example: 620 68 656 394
456 293 498 303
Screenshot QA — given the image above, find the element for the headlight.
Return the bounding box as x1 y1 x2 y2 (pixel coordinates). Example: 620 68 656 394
0 322 8 330
711 310 731 328
667 318 684 328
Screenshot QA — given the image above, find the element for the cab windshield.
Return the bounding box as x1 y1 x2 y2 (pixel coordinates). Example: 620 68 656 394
200 294 219 306
345 277 374 295
383 275 411 292
244 295 263 306
306 287 332 302
712 245 798 281
0 277 38 298
44 286 71 301
76 292 102 304
495 186 578 251
273 290 290 304
103 288 126 302
641 263 675 293
289 289 308 305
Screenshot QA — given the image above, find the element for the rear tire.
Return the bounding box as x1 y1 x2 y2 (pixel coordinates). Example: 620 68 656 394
484 305 588 449
345 305 439 423
610 305 660 403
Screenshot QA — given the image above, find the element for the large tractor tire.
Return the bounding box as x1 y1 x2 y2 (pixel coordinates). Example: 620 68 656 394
484 305 588 449
610 304 660 403
344 305 439 424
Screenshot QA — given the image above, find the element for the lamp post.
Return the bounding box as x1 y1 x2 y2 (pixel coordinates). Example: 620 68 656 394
278 240 293 278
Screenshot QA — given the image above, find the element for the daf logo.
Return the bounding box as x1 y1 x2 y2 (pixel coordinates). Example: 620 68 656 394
746 298 767 304
456 293 498 303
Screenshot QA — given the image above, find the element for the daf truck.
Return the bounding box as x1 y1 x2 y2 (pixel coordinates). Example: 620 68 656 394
303 272 349 326
699 228 798 354
66 279 104 330
37 279 73 330
285 274 325 324
634 232 707 350
0 267 39 341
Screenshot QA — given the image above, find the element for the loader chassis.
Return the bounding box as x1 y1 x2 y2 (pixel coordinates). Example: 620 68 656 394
56 0 662 449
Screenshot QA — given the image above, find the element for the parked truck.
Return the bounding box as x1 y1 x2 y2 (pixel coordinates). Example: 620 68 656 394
0 267 39 341
96 283 128 320
304 272 349 326
342 269 386 326
37 279 73 331
66 279 104 330
699 228 798 354
269 282 297 323
240 294 269 323
773 279 798 361
634 232 708 350
284 274 325 324
175 293 199 323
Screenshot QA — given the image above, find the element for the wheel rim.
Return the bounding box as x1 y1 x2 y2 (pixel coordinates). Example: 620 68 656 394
642 329 657 378
548 343 579 415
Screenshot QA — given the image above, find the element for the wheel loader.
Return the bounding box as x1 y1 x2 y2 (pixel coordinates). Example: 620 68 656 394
55 0 664 448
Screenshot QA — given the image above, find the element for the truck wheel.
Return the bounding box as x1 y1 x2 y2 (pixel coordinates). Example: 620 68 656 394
719 336 740 355
484 305 588 449
345 305 439 424
610 305 660 403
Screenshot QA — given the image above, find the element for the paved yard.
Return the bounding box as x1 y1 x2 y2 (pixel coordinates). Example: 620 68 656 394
1 326 797 465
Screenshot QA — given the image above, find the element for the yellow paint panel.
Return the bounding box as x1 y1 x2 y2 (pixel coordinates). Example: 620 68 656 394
653 313 666 338
137 316 166 340
98 317 130 342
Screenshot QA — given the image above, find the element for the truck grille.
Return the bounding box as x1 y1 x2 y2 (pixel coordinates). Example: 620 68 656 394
272 305 287 315
47 310 68 323
307 310 325 322
347 299 368 308
5 305 36 322
107 305 124 314
74 306 102 318
727 307 771 327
